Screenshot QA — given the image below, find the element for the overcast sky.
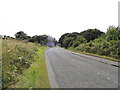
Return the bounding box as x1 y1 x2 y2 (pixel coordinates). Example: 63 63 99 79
0 0 119 40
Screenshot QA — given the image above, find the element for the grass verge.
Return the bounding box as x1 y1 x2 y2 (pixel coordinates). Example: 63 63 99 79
15 46 50 88
68 48 120 62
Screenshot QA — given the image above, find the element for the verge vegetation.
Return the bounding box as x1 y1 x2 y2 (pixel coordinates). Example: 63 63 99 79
16 47 50 88
59 26 120 61
2 39 50 88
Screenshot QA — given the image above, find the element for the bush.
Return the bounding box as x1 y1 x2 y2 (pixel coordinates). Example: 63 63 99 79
72 36 87 48
106 27 120 41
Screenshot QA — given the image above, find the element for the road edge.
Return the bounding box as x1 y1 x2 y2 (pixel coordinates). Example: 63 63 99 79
60 47 119 67
45 50 59 88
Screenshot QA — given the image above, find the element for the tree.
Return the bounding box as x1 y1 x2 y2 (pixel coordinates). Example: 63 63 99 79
62 37 75 48
37 35 48 45
59 32 79 47
15 31 28 40
29 35 38 43
106 26 120 41
80 29 104 42
2 35 14 39
59 33 70 47
29 35 48 45
72 36 87 48
59 29 103 48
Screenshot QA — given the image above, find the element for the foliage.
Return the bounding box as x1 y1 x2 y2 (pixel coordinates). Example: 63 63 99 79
2 35 14 39
75 39 120 59
14 31 49 46
59 32 79 47
75 37 120 59
59 29 104 48
15 31 29 40
2 39 39 88
16 47 50 88
59 26 120 60
72 36 87 48
2 31 55 88
106 26 120 41
29 35 48 45
62 37 75 48
79 29 104 42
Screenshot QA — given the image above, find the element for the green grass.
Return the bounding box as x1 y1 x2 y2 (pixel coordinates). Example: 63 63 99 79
15 46 50 88
68 48 120 62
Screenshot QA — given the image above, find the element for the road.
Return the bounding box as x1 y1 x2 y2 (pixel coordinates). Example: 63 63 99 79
45 47 118 88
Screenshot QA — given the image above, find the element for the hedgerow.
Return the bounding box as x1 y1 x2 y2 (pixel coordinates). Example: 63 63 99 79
59 26 120 60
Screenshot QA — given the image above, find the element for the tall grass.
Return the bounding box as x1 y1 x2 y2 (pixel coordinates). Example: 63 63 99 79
2 39 50 88
16 47 50 88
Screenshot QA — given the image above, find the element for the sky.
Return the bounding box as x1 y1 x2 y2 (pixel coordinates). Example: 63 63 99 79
0 0 119 40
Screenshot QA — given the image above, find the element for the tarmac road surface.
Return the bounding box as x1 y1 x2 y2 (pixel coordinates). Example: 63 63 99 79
45 47 118 88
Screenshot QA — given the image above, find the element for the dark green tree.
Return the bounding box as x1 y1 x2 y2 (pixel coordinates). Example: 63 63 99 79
15 31 28 40
59 33 70 47
59 32 79 47
80 29 104 42
29 35 48 45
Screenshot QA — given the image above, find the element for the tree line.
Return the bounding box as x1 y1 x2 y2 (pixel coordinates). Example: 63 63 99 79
59 26 120 59
2 31 57 46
